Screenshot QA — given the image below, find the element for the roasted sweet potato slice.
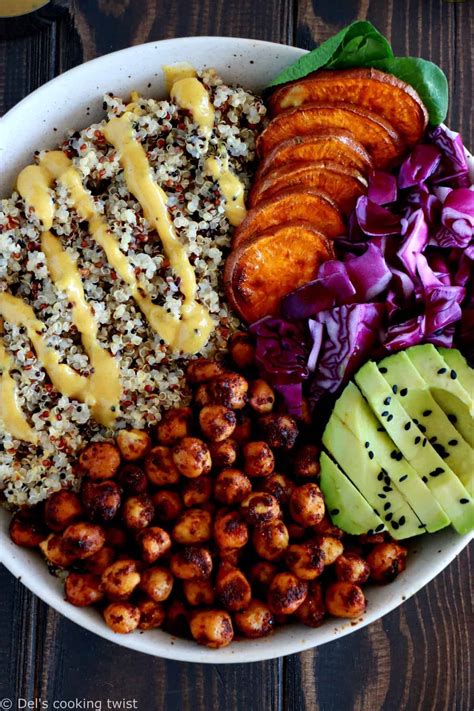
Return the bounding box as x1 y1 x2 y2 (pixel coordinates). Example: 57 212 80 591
233 187 345 248
258 129 372 178
268 68 428 146
224 222 334 323
249 161 367 214
257 102 403 169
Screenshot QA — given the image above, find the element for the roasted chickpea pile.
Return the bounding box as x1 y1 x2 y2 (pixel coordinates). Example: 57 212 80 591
9 334 408 649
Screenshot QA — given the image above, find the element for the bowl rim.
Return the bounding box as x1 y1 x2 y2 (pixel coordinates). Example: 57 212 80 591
0 35 472 664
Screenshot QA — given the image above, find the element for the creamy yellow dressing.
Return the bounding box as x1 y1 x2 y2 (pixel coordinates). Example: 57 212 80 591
170 77 215 136
205 155 246 226
103 114 214 353
163 63 197 93
0 339 38 444
280 85 307 109
16 164 55 229
0 0 48 17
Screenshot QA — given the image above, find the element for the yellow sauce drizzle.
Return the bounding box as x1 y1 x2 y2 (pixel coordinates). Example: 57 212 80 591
205 154 246 226
170 77 215 136
103 114 214 353
163 63 197 93
0 0 48 18
280 85 308 109
0 339 38 444
16 164 55 229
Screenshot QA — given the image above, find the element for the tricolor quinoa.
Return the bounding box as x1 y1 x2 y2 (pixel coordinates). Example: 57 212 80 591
0 69 266 506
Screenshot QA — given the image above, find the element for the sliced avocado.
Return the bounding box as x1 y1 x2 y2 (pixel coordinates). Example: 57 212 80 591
319 452 386 535
407 344 474 448
379 351 474 497
323 414 424 539
334 381 449 532
437 348 474 396
355 361 474 535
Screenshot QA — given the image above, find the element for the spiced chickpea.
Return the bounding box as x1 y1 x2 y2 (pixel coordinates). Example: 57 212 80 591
285 543 325 581
249 561 278 593
243 441 274 477
232 414 252 444
172 508 213 545
139 567 174 602
268 572 308 615
293 444 321 479
294 581 326 628
228 331 256 369
258 414 299 450
325 582 366 618
81 480 121 523
137 598 166 630
216 565 252 612
104 602 140 634
367 542 408 584
248 380 275 414
287 523 305 540
186 358 224 384
62 522 105 559
219 548 242 567
65 573 104 607
199 405 236 442
164 599 189 637
190 610 234 648
156 407 192 445
194 383 211 408
79 442 121 480
240 492 280 525
122 494 154 531
313 514 344 538
208 439 238 468
101 559 141 600
40 534 75 567
213 510 248 550
214 469 251 506
182 476 212 507
260 473 296 507
152 490 183 521
358 532 386 545
105 527 128 549
234 600 274 639
136 527 171 564
116 429 151 462
84 546 116 575
252 520 289 561
117 464 149 495
9 511 47 548
169 546 213 579
335 553 370 585
44 490 83 531
172 437 211 478
310 535 344 566
289 484 325 527
208 372 248 410
183 579 216 607
145 446 180 487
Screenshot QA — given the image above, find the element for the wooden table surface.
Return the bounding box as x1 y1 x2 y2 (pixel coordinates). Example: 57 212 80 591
0 1 472 709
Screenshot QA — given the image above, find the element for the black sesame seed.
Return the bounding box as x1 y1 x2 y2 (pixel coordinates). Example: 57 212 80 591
399 475 408 482
392 521 399 530
418 523 426 529
381 410 389 417
378 493 387 499
429 469 440 478
399 516 406 526
422 476 428 483
384 476 391 485
429 436 438 444
450 370 457 380
400 388 408 397
368 451 374 460
422 438 427 447
396 452 403 461
375 524 385 533
384 502 391 511
384 397 391 405
404 422 411 431
364 441 370 448
387 414 394 422
447 414 457 424
383 486 393 492
448 439 458 446
392 385 398 394
413 418 419 425
418 424 427 434
367 529 374 536
377 471 384 481
414 436 421 445
379 367 388 373
385 512 393 522
330 508 340 516
377 427 384 432
422 410 432 417
437 367 447 374
390 450 397 459
373 509 380 516
460 498 469 504
382 469 388 475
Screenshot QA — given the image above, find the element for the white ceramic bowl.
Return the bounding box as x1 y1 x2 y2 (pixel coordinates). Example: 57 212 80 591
0 36 472 663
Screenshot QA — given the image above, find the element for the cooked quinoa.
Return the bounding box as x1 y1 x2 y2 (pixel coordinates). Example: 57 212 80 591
0 69 266 506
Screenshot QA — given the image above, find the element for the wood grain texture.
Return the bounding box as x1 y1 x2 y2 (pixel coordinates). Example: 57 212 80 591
0 1 472 710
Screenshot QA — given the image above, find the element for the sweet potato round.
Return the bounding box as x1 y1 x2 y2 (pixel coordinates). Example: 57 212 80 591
248 160 367 214
233 187 345 248
224 221 334 323
257 102 403 169
258 129 373 178
268 68 428 146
